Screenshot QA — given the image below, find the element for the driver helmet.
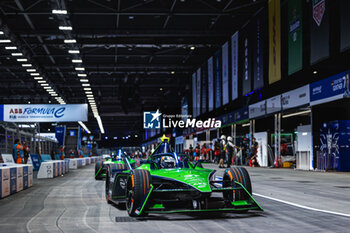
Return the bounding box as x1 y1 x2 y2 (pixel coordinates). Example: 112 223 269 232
220 135 226 141
227 136 233 142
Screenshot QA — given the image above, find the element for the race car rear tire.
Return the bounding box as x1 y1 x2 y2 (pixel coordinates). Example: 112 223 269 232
223 167 252 203
105 166 113 204
126 169 151 217
95 161 103 180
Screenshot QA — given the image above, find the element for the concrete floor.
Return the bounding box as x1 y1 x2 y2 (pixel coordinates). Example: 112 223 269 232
0 165 349 233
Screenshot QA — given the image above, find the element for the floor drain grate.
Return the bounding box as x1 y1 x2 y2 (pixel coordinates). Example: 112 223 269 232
115 216 147 222
334 186 350 189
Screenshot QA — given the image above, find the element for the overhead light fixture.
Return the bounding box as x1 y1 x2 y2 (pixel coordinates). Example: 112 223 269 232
170 71 175 74
160 87 163 91
242 123 250 127
51 94 58 96
85 91 92 94
313 70 318 74
5 46 17 50
22 64 32 67
0 39 11 43
59 26 72 30
80 79 89 82
11 53 23 56
77 73 87 77
44 87 51 89
282 110 311 119
96 116 105 134
72 59 82 63
41 84 49 86
64 39 76 43
26 69 36 72
30 73 40 76
190 46 195 50
34 77 43 80
82 83 90 87
84 88 91 91
78 121 91 134
17 58 28 62
47 89 54 92
86 94 94 97
38 81 46 83
75 67 85 71
52 9 67 15
68 50 80 54
0 31 3 35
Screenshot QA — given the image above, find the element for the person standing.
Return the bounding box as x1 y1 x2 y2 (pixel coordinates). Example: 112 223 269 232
226 137 234 168
59 146 65 160
23 141 30 164
219 135 226 168
13 139 24 164
250 137 259 167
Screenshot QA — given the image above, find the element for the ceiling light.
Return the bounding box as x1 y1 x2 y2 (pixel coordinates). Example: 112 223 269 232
82 83 90 87
84 88 91 91
77 73 87 77
129 16 134 20
171 71 175 74
34 77 43 80
51 94 58 96
72 59 82 63
96 116 105 134
59 26 72 30
190 46 195 50
38 81 46 83
160 88 163 91
282 110 311 119
0 39 11 43
22 64 32 67
80 79 89 82
26 69 36 72
0 31 3 35
41 84 49 86
30 73 40 76
75 67 85 71
85 91 92 94
64 39 76 43
313 70 318 74
44 87 51 89
86 94 94 97
52 9 67 14
17 58 28 62
11 53 23 56
68 50 80 54
5 46 17 50
47 89 54 92
78 121 91 134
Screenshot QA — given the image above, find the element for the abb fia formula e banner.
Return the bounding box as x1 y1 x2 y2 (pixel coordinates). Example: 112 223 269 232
208 56 214 112
192 72 197 117
0 104 88 122
268 0 281 84
222 41 229 105
231 32 239 101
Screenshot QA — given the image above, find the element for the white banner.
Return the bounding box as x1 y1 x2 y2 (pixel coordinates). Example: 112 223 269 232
192 73 197 117
222 41 229 105
3 104 88 122
281 85 310 110
196 68 201 117
231 32 239 101
249 101 266 118
266 95 281 114
208 57 214 112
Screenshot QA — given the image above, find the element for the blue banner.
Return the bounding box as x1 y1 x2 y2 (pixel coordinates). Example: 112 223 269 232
55 126 66 146
310 71 347 106
235 106 249 122
214 50 222 108
30 154 41 171
222 42 229 105
208 57 214 111
192 72 197 117
0 105 3 121
253 9 265 90
201 64 207 114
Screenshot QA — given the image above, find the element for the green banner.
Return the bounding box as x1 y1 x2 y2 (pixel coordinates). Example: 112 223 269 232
288 0 302 75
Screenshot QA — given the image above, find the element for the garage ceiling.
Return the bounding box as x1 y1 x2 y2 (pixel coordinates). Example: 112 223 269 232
0 0 265 139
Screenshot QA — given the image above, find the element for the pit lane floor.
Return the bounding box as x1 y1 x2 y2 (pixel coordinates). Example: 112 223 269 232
0 165 349 233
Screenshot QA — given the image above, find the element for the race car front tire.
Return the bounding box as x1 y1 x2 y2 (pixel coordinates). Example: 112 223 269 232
105 166 113 204
126 169 151 217
223 167 252 203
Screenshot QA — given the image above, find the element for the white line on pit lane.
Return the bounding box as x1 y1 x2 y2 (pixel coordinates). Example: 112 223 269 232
253 193 350 218
216 176 350 218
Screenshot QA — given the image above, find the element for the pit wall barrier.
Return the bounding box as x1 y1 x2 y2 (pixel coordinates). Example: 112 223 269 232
0 163 33 199
68 157 99 169
37 160 69 179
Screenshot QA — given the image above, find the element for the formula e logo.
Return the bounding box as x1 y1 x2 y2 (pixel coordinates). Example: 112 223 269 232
143 109 161 129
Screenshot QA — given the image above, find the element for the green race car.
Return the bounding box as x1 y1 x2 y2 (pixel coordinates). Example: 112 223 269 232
105 136 263 217
95 149 136 180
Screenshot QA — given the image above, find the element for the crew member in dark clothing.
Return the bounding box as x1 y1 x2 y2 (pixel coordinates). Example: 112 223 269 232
250 137 260 167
